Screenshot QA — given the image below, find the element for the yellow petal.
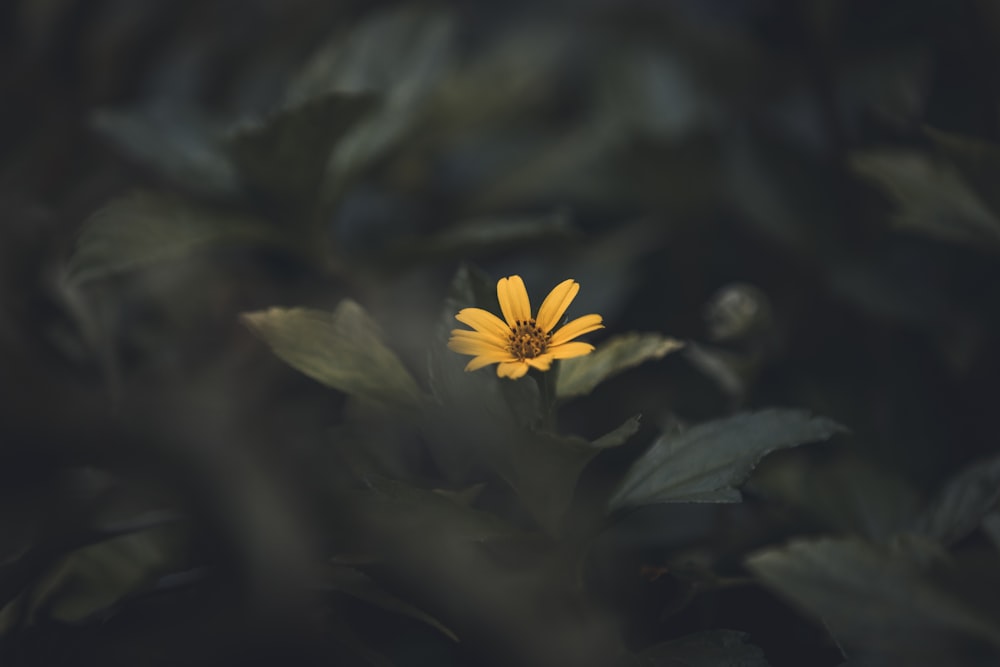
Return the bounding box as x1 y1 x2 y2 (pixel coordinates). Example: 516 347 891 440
465 352 516 371
449 328 508 349
549 341 594 359
448 336 506 356
550 314 604 346
536 279 580 333
525 353 554 371
497 276 531 326
455 308 511 340
496 361 530 379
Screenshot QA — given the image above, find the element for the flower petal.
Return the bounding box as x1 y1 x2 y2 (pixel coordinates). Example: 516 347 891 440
465 352 516 371
536 279 580 333
455 308 511 340
548 341 595 359
496 361 530 379
497 276 531 326
525 353 554 371
449 329 504 346
550 314 604 346
448 335 507 356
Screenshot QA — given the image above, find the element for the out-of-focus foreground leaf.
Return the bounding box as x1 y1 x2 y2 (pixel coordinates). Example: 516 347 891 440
632 629 772 667
0 526 184 633
747 537 1000 666
609 410 847 511
557 333 685 400
67 192 283 283
242 301 424 410
323 564 457 642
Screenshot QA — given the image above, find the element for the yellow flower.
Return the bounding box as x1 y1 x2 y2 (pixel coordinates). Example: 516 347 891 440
448 275 604 379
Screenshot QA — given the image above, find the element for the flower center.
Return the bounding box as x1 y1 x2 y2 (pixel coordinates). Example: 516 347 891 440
507 319 551 360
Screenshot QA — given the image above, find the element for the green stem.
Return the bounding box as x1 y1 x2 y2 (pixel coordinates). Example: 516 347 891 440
536 363 558 430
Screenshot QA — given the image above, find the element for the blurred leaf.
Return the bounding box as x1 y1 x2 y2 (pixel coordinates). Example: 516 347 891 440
92 108 239 197
752 455 922 541
982 512 1000 552
747 537 1000 665
287 8 455 194
324 564 458 641
634 629 771 667
242 301 424 409
226 92 375 210
470 122 625 210
609 409 846 511
68 192 282 283
908 454 1000 546
504 429 609 532
851 150 1000 251
385 210 577 264
337 475 520 552
923 126 1000 220
557 333 685 399
683 342 755 401
725 129 840 257
26 527 181 627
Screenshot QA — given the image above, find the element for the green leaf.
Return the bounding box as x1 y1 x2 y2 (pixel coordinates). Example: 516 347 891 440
752 455 922 540
226 92 375 209
334 475 520 554
908 454 1000 546
556 333 685 399
68 191 282 283
24 527 182 627
747 537 1000 664
592 414 642 449
91 108 239 197
384 210 578 264
609 409 846 511
323 564 458 641
851 149 1000 251
496 416 643 531
922 126 1000 220
287 8 455 195
635 630 771 667
242 301 424 409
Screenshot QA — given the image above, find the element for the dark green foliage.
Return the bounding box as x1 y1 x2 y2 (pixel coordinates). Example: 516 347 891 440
610 410 847 510
4 1 1000 666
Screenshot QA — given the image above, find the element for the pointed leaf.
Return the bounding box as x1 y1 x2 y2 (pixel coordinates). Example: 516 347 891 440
908 454 1000 546
226 92 374 208
68 192 282 283
92 108 239 197
851 150 1000 251
747 537 1000 663
609 409 846 511
242 301 423 409
287 8 455 193
25 527 182 627
324 564 457 641
557 333 684 399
